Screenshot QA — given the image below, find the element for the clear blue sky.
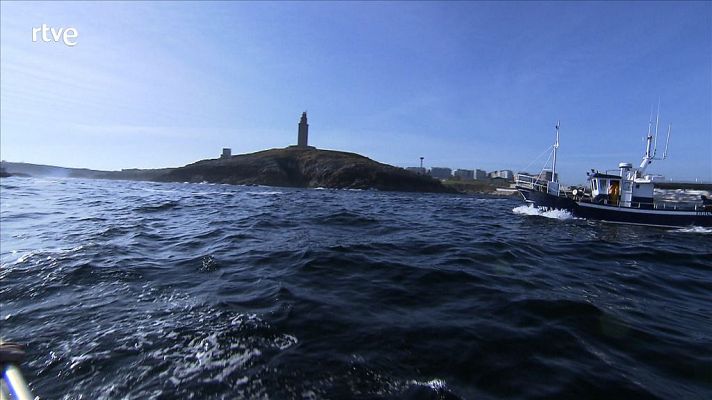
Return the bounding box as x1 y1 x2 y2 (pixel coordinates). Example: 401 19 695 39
1 1 710 183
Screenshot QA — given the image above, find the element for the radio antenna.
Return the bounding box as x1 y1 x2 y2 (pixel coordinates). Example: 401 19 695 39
647 105 653 138
653 99 660 157
662 124 671 160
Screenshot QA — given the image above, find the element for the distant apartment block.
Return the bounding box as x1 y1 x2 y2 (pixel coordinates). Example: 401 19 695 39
406 167 427 175
489 169 514 181
430 167 452 180
453 169 474 180
221 148 232 159
475 169 487 180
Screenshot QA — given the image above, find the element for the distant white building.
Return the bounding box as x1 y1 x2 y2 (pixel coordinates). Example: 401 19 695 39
430 167 452 180
453 169 474 180
489 169 514 181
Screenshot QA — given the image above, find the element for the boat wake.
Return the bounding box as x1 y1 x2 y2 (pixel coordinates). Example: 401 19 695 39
672 226 712 234
512 204 574 220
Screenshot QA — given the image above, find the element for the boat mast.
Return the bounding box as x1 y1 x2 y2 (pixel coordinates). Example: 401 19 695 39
639 103 660 175
551 121 560 183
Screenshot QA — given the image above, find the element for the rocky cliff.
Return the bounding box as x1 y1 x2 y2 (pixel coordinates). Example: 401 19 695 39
155 147 453 193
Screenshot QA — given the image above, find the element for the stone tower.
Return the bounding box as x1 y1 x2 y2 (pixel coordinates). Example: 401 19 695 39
297 111 309 147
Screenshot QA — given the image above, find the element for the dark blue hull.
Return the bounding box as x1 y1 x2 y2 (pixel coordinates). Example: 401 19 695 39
573 203 712 227
517 187 712 227
516 186 576 210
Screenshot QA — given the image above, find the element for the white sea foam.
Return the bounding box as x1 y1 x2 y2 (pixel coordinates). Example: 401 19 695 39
12 244 90 265
246 191 284 195
512 204 574 220
273 334 298 350
144 188 179 194
672 226 712 234
408 378 447 390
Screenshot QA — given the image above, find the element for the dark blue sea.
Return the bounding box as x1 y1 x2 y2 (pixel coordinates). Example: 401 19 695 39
1 177 711 399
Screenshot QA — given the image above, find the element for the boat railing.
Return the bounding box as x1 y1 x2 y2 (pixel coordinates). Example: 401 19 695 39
515 174 558 195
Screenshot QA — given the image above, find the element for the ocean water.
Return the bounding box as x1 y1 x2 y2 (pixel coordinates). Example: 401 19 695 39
1 177 711 400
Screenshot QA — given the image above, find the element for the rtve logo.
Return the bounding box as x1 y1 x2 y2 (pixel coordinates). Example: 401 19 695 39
32 24 78 47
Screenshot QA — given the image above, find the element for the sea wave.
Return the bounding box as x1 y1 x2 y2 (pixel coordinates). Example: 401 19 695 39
1 177 710 399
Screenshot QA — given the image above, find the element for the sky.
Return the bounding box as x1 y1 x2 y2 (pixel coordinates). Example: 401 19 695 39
1 1 710 184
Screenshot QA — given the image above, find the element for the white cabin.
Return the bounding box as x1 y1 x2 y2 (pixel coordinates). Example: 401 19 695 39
589 162 655 208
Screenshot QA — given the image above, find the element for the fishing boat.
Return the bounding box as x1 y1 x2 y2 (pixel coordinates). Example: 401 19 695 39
515 116 712 228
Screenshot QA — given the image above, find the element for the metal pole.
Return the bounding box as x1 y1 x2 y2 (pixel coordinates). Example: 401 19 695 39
0 342 33 400
552 121 559 183
2 364 33 400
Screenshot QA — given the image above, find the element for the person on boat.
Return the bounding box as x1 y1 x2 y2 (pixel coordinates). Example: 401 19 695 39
702 195 712 212
608 181 620 206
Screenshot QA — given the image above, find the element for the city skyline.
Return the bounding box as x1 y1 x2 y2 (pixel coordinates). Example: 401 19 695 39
1 1 710 184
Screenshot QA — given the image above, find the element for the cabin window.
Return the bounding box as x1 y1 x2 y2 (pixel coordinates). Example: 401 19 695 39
592 180 597 191
599 179 608 191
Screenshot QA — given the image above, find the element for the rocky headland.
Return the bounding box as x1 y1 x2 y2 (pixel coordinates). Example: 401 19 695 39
2 147 455 193
154 147 453 193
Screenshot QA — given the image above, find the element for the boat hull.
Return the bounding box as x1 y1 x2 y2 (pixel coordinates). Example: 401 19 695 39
574 202 712 227
517 187 712 227
516 186 577 210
